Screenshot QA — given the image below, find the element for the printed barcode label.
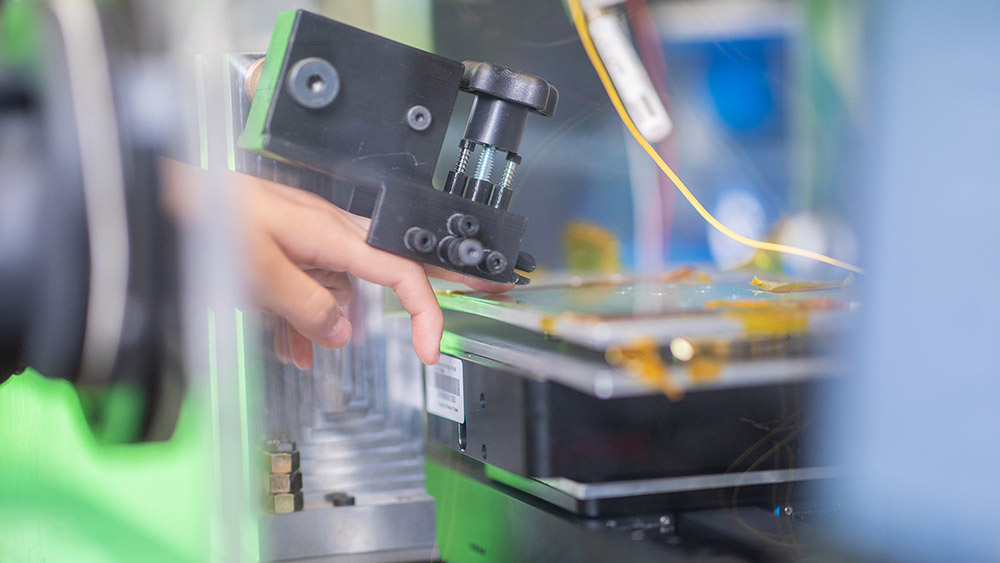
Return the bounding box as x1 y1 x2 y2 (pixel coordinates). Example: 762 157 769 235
436 372 461 395
425 354 465 423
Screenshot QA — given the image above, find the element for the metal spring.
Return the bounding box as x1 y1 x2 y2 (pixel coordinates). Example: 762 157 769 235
455 143 472 175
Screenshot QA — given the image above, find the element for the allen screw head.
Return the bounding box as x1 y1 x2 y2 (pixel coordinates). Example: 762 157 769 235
287 57 340 109
483 250 508 275
453 238 484 266
447 213 480 237
406 105 432 131
404 227 437 254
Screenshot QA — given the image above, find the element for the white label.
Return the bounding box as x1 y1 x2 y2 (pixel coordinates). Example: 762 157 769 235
425 354 465 423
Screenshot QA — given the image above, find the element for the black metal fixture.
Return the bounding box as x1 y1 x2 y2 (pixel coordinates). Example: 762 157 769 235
239 10 558 285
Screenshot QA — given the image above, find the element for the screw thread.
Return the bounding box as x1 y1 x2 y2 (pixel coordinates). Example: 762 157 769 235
474 145 496 181
499 160 517 188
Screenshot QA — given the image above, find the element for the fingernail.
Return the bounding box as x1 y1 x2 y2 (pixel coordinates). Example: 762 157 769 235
325 317 351 348
275 339 291 364
292 354 313 371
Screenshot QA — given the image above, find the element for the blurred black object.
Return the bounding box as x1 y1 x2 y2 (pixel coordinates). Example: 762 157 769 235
0 1 183 442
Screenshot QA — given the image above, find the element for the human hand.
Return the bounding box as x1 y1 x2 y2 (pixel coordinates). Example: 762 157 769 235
161 160 510 368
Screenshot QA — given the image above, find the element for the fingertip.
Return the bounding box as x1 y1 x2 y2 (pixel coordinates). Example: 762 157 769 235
411 313 443 366
472 281 515 294
417 343 441 366
322 316 352 349
292 354 314 371
286 325 315 370
455 272 513 294
273 320 292 364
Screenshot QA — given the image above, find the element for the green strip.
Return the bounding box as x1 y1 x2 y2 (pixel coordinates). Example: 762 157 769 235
440 330 463 357
1 0 40 68
207 309 220 456
194 55 209 170
206 309 222 554
237 10 298 155
223 55 238 172
234 310 261 561
234 313 253 498
483 464 541 495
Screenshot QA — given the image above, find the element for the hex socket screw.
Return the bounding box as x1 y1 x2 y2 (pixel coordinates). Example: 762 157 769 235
455 238 485 266
442 237 484 267
286 57 340 109
404 227 437 254
473 145 496 181
447 213 480 237
406 105 432 131
482 250 508 275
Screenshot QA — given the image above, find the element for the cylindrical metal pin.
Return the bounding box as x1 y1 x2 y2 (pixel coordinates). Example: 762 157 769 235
499 159 517 189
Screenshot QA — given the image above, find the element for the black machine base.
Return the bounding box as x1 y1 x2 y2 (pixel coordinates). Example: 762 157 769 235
427 446 834 563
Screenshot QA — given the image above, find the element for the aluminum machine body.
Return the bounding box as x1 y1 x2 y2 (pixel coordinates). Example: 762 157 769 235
229 9 562 560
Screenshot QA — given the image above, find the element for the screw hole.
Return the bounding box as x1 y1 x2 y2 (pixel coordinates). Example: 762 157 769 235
406 105 432 131
307 74 324 93
479 393 486 409
481 444 487 460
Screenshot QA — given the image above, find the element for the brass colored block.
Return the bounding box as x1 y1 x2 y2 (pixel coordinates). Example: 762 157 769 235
267 491 304 514
263 449 300 474
268 470 303 494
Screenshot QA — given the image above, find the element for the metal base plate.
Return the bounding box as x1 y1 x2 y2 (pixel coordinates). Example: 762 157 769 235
259 496 437 562
486 464 837 517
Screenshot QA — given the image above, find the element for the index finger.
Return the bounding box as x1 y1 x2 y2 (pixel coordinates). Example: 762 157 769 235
337 244 443 365
280 219 443 364
424 264 514 294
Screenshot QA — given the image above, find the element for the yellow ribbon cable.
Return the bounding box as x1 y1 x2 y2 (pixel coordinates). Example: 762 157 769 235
567 0 864 275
